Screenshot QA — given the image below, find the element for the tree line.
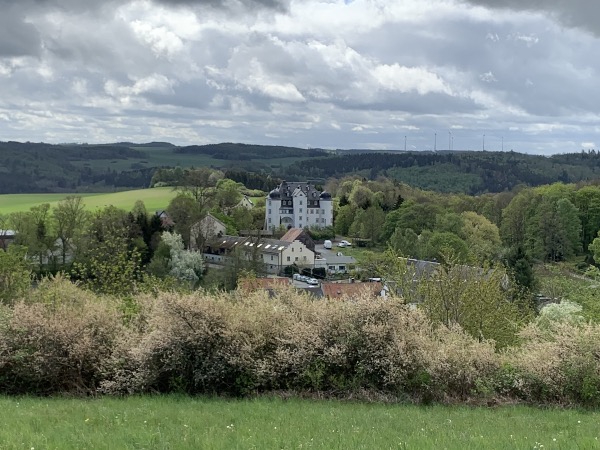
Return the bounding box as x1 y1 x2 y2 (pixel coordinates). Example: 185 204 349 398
5 140 600 195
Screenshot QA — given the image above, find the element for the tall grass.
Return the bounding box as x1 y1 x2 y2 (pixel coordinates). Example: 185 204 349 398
0 396 598 449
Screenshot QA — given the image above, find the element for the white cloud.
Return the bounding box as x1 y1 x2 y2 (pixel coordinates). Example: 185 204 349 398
0 0 598 153
372 64 452 95
130 21 184 58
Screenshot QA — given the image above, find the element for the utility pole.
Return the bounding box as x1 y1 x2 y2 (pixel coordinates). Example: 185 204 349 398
404 135 407 151
434 132 437 151
483 134 486 151
448 131 451 151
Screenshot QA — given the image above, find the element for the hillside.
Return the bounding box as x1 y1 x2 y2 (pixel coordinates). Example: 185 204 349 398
2 140 600 194
284 150 600 194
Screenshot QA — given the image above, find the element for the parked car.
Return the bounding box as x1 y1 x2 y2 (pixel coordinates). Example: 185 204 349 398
307 278 319 285
337 242 347 248
323 239 332 249
340 240 352 246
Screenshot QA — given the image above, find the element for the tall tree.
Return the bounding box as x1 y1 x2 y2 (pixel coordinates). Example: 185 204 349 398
532 197 581 261
52 196 89 265
389 227 419 257
0 245 31 305
349 205 385 245
420 263 529 348
167 193 204 248
460 211 502 263
573 186 600 252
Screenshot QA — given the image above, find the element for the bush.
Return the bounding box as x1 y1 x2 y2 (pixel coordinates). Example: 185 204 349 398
0 277 122 395
100 288 498 401
4 275 600 406
503 322 600 406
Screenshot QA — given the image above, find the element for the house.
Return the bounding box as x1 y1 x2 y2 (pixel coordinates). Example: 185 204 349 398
280 228 316 253
265 181 333 230
315 252 357 275
238 276 290 295
236 195 254 209
320 281 384 300
0 230 16 250
156 210 175 229
203 234 315 274
190 214 227 250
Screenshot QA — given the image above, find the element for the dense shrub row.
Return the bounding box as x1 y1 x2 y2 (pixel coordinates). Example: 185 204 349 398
1 277 599 406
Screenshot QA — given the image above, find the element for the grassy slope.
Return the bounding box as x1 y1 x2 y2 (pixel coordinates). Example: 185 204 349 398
0 187 177 215
0 396 598 449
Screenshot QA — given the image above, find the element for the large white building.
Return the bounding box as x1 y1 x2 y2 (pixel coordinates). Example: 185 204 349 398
265 181 333 230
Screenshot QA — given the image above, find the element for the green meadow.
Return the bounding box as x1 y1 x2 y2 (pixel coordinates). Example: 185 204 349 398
1 396 598 449
0 187 178 215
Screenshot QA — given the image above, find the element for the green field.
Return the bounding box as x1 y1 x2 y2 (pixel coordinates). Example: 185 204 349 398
0 187 178 215
0 396 598 449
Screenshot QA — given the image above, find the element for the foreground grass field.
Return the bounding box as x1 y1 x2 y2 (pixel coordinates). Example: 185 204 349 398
1 396 599 449
0 187 178 215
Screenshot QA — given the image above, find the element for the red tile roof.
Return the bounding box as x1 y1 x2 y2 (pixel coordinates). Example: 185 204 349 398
321 282 383 300
239 277 291 293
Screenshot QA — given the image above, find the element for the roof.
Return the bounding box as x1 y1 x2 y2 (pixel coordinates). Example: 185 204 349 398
277 181 321 200
321 281 383 300
199 213 226 228
239 277 291 293
155 210 174 227
206 235 291 253
280 228 304 242
322 254 357 265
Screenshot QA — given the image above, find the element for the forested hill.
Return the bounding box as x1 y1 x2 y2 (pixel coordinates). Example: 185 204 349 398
285 150 600 194
2 139 600 194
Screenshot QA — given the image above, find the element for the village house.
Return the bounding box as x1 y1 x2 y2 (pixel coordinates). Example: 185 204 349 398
203 234 315 274
236 195 254 209
190 213 227 250
314 252 357 275
280 227 316 253
0 230 15 251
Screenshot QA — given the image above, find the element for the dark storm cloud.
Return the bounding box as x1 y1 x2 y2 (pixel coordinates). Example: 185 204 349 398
463 0 600 36
0 17 41 57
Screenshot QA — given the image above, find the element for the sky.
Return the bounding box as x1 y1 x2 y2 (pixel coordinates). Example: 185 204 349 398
1 0 599 154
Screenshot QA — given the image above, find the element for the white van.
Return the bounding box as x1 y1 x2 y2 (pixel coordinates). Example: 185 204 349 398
323 240 332 249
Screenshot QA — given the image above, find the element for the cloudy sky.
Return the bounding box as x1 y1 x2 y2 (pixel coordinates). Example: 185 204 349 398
1 0 599 154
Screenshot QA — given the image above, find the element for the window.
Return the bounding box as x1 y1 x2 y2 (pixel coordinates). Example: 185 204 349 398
287 256 291 262
300 247 302 252
292 248 294 252
299 208 302 213
268 209 271 214
295 257 298 261
268 218 272 224
300 200 303 205
268 200 271 206
271 255 273 261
